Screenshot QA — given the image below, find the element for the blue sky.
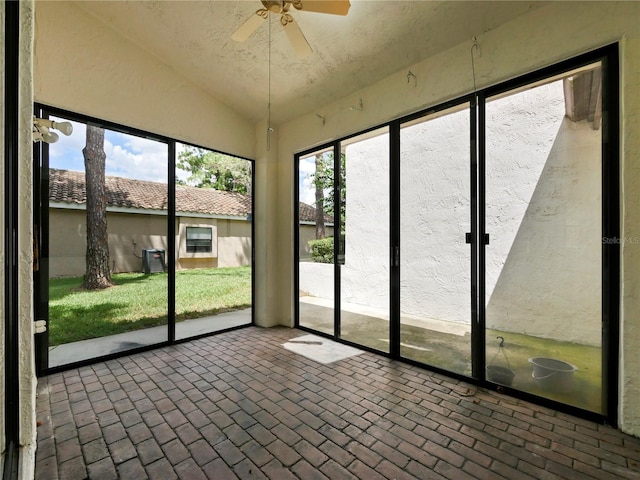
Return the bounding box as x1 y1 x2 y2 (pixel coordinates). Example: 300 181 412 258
49 116 187 183
50 114 312 198
298 155 317 205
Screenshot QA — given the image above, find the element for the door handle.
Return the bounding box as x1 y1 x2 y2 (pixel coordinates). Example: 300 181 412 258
465 233 490 244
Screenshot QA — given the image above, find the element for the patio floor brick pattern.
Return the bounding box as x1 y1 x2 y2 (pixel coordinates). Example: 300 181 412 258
35 326 640 479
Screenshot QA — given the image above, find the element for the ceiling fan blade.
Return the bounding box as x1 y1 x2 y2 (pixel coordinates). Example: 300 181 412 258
294 0 351 16
231 11 267 42
282 17 313 58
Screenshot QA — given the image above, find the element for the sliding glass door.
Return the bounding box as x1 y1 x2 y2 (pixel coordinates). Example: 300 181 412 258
297 128 390 350
484 62 605 413
340 128 390 351
399 104 472 375
297 148 336 336
296 46 617 419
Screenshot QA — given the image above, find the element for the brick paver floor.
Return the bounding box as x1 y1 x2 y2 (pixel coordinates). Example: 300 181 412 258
35 326 640 479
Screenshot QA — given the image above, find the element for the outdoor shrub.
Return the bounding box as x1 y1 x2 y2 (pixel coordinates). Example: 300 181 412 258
309 237 334 263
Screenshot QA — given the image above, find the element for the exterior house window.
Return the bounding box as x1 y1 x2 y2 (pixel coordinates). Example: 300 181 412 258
186 226 213 253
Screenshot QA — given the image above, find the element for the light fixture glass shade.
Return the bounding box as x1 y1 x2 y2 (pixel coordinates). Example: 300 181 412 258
42 130 59 143
53 121 73 136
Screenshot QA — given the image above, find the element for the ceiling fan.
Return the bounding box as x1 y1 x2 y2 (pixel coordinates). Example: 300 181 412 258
231 1 351 58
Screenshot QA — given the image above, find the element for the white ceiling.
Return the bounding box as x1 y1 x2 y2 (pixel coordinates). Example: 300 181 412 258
76 1 544 124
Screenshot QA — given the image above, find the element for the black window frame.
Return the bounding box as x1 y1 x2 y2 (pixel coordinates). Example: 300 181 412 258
294 43 619 426
32 104 256 375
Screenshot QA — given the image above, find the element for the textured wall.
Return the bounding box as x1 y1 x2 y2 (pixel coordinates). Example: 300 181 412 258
19 1 37 478
485 114 601 345
341 132 390 310
399 106 471 324
300 83 601 346
620 35 640 438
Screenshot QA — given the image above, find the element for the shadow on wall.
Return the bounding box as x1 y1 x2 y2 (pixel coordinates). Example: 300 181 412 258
486 118 602 346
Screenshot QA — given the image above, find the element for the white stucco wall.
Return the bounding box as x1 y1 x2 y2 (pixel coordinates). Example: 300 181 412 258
485 112 602 345
399 106 471 324
341 132 390 310
303 80 601 346
277 3 639 434
299 262 334 300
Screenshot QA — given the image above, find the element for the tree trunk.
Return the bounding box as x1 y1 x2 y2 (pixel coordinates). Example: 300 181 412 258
82 125 114 290
314 154 326 239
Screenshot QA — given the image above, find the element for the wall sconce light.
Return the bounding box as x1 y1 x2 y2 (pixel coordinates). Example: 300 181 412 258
33 117 73 144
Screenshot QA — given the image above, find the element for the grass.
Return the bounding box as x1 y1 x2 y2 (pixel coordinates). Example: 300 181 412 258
49 266 251 346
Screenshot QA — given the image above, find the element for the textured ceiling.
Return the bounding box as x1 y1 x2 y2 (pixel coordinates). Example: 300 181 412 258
76 1 543 124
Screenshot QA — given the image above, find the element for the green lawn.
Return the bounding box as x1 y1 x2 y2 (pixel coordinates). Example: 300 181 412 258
49 266 251 346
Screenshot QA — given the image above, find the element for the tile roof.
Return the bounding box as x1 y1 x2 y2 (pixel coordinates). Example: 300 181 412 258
49 168 250 217
49 169 320 221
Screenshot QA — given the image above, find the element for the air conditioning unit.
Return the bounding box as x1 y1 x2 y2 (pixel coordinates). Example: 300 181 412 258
142 249 165 274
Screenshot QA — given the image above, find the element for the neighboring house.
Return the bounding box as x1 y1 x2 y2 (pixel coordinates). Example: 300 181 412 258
49 169 325 277
49 168 252 276
298 201 335 260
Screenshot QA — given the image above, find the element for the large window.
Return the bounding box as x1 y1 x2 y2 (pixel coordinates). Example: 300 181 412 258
295 46 618 422
33 108 254 372
174 142 253 341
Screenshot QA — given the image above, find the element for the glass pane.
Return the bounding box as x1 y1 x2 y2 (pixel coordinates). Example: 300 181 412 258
175 144 252 340
340 128 390 352
187 227 213 239
298 149 335 335
485 63 603 413
399 105 472 374
47 116 169 367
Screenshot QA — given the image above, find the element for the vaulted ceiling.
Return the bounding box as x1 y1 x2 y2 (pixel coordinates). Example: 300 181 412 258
76 1 545 124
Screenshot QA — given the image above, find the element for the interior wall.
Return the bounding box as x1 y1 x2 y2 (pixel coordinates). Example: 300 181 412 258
253 120 281 327
273 2 640 434
620 34 640 438
18 1 37 478
33 1 255 160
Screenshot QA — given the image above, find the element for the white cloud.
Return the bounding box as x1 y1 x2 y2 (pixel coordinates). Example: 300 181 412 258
299 157 316 205
48 119 87 172
105 132 168 183
47 117 169 183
